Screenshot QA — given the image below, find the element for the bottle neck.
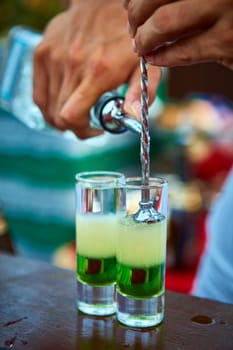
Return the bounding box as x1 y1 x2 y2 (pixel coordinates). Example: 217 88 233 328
90 91 141 134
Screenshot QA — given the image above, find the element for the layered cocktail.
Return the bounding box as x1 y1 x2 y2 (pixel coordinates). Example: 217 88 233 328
116 177 168 327
117 216 166 298
75 171 125 316
76 214 117 286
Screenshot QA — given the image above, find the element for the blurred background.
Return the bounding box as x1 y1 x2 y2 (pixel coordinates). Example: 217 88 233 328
0 0 233 295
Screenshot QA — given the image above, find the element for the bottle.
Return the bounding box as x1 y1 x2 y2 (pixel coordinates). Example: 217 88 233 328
0 26 43 129
0 26 141 136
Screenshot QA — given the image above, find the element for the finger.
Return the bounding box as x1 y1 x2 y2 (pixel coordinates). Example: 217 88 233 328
134 0 218 56
72 126 103 140
127 0 173 37
33 45 50 123
124 65 162 119
54 67 83 130
56 34 86 114
144 28 219 67
47 49 64 128
57 73 108 131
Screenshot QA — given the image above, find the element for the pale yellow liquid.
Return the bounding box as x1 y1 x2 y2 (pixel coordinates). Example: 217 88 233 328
76 214 119 258
116 217 167 267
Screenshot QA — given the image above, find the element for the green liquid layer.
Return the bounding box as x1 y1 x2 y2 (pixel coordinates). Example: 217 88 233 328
117 262 165 298
77 254 116 286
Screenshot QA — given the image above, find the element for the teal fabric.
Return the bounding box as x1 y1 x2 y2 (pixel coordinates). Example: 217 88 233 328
0 108 139 261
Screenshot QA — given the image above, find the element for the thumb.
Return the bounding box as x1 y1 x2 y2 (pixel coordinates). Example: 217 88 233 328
124 65 162 119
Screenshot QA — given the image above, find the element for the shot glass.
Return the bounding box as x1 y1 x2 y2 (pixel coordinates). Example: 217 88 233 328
116 177 168 328
75 171 125 316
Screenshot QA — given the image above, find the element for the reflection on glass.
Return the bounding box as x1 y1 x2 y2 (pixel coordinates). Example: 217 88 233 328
76 313 163 350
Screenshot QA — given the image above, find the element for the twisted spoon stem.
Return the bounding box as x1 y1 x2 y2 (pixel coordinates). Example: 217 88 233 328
140 56 150 202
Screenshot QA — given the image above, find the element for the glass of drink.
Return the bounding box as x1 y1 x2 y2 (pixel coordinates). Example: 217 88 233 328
116 177 168 328
75 171 125 316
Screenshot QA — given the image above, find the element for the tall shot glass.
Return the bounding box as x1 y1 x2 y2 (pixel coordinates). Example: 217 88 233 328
116 177 168 327
75 171 125 316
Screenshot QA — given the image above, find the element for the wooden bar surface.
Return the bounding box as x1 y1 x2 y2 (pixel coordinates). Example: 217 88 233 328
0 253 232 350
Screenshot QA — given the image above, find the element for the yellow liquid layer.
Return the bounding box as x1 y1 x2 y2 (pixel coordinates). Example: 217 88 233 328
76 214 119 258
116 217 167 267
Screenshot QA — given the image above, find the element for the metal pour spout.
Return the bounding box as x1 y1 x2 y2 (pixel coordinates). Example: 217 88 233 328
89 91 142 134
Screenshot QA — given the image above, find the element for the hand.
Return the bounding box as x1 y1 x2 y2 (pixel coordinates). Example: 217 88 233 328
33 0 161 139
124 0 233 70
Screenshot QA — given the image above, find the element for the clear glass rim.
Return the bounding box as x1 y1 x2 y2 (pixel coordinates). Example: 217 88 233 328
125 176 167 189
75 171 125 185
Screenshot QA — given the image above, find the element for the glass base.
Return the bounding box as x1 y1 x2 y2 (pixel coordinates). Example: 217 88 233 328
77 279 116 316
116 291 164 328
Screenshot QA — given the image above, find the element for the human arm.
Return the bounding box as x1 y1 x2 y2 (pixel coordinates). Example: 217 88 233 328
124 0 233 70
33 0 161 138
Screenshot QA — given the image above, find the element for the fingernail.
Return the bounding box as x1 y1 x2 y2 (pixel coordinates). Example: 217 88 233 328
126 100 141 120
60 103 69 117
132 38 137 52
60 100 73 121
